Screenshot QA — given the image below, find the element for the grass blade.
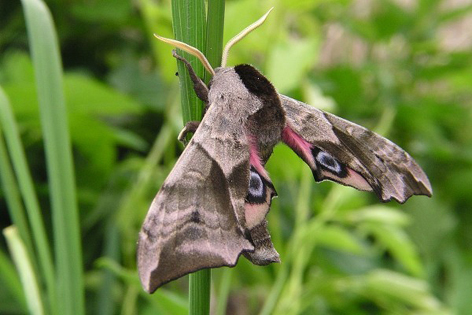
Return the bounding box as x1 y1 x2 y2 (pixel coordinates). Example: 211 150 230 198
0 86 55 312
3 226 44 315
21 0 84 314
0 88 34 261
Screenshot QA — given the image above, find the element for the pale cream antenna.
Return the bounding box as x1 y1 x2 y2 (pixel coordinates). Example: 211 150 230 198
154 34 216 76
221 7 274 67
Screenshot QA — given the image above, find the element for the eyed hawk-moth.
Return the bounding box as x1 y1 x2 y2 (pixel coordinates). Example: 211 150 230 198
137 9 432 293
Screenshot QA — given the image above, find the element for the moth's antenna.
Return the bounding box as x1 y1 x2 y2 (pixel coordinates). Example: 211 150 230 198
154 35 216 76
221 7 273 68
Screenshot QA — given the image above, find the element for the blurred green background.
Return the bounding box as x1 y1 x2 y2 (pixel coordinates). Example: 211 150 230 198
1 0 471 314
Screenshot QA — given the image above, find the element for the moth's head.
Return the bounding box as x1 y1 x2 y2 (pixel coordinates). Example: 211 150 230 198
154 8 273 77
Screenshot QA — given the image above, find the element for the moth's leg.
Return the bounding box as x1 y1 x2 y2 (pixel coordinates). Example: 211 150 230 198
178 120 200 144
172 50 209 104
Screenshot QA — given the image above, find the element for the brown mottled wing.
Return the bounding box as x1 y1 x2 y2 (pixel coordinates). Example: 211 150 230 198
280 95 432 203
137 107 254 293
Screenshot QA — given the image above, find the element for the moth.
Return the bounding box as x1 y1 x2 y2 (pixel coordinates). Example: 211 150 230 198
138 9 432 293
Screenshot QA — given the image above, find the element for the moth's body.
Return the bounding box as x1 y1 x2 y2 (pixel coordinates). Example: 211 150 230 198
139 26 432 293
138 64 285 292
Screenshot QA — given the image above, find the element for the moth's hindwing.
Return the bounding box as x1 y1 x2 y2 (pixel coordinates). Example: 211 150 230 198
243 166 280 265
280 95 432 203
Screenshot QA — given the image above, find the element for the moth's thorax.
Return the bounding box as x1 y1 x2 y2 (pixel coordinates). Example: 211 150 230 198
208 67 258 116
207 65 285 162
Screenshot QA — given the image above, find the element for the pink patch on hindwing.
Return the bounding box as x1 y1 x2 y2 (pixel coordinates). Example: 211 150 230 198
244 135 275 229
247 135 269 179
281 126 316 168
282 125 372 192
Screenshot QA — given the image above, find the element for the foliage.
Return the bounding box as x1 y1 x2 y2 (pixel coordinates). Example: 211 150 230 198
1 0 471 314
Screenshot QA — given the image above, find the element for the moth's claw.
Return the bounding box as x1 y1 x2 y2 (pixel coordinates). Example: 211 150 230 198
177 128 189 145
178 121 201 145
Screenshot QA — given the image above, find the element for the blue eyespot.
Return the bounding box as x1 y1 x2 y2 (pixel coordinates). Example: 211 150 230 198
316 151 342 174
312 147 348 178
248 170 264 198
246 167 267 204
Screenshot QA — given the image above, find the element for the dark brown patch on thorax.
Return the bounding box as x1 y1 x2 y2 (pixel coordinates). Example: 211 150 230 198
234 64 285 162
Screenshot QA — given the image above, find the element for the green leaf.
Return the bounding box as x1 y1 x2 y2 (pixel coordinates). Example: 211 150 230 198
316 225 366 254
267 38 319 93
345 206 411 226
363 222 423 276
64 73 142 116
365 270 443 311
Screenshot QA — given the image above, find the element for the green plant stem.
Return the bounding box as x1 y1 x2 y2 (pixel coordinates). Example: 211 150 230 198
189 269 211 315
171 0 206 123
205 0 226 71
171 0 225 313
